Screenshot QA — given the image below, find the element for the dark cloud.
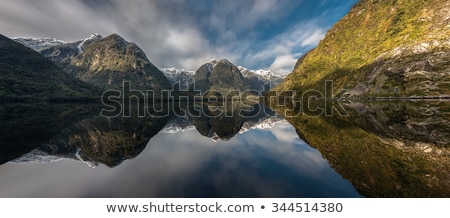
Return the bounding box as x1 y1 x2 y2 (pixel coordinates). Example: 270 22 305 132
0 0 357 73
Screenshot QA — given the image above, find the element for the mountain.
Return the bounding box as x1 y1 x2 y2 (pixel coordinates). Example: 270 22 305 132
15 33 102 70
13 37 67 52
272 101 450 197
160 67 195 90
161 102 284 141
208 59 249 93
188 59 284 95
8 103 284 166
0 104 99 165
65 34 172 91
11 110 172 168
16 33 171 91
0 34 100 101
237 66 285 91
191 63 214 93
277 0 450 98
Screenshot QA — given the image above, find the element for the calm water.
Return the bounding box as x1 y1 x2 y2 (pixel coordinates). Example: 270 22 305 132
0 101 449 197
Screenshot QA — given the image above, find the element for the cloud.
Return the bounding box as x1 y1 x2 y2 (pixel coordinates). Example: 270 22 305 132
0 0 350 73
301 29 326 47
269 55 298 74
0 122 361 197
242 21 327 75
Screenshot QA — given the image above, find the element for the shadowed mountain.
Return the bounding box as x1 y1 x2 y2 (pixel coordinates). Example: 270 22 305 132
7 102 284 167
208 59 249 93
0 104 99 165
0 34 100 101
37 113 172 167
189 59 255 98
191 63 213 93
187 102 283 141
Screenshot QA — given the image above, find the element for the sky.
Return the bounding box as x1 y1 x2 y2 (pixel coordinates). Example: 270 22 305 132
0 0 358 74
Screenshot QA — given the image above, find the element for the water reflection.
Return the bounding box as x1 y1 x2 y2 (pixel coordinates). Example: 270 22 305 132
0 102 363 197
0 104 98 165
273 100 450 197
1 100 448 197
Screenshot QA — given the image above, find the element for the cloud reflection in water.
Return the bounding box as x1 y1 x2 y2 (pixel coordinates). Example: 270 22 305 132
0 122 361 197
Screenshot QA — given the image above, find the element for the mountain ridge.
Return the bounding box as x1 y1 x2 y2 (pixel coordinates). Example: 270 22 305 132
15 33 172 91
15 36 285 93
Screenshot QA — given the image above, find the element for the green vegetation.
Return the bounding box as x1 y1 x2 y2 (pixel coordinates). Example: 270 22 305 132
277 0 450 97
271 100 450 197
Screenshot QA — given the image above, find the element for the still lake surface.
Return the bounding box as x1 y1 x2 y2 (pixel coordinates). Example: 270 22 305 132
0 101 449 197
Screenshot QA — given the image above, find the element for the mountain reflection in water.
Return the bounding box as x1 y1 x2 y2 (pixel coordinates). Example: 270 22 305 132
273 100 450 197
0 100 448 197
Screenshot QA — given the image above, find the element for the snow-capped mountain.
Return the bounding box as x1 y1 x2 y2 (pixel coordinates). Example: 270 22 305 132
13 37 67 51
161 116 195 134
76 33 102 54
161 108 286 141
14 33 102 54
161 61 285 92
160 67 195 90
239 116 288 135
237 66 286 85
10 150 64 164
14 33 103 70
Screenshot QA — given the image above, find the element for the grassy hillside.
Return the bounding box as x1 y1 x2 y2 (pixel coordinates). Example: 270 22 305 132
277 0 450 97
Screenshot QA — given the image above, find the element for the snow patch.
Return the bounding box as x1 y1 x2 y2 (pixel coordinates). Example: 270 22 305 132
77 33 102 54
13 37 67 51
9 150 64 164
75 148 98 168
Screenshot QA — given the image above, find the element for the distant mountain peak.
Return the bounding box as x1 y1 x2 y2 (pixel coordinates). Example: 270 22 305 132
13 36 68 51
163 60 285 93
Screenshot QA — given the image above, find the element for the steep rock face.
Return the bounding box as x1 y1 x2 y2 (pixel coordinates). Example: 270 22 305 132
191 63 213 93
277 0 450 97
190 59 254 95
65 34 171 90
0 34 99 101
38 33 102 70
209 59 249 93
